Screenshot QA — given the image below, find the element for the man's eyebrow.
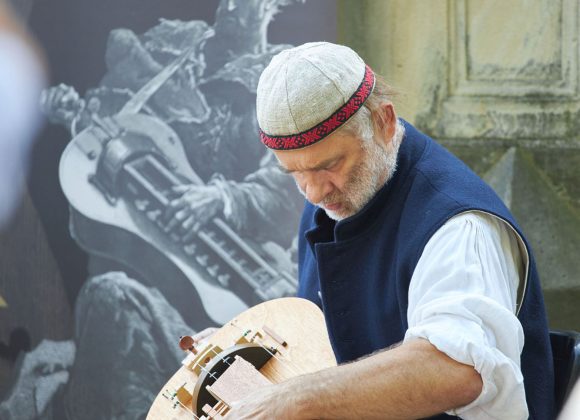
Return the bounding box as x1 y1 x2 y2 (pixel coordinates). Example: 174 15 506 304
278 157 340 174
309 157 340 171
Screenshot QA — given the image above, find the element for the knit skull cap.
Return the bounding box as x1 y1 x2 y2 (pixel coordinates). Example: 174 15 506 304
257 42 375 150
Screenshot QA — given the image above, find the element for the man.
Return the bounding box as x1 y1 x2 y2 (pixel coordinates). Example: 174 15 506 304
223 42 554 418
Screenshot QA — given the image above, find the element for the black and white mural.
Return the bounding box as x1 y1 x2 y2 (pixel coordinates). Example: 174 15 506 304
0 0 335 418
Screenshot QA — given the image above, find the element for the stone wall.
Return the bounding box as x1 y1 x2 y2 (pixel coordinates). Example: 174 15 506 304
338 0 580 331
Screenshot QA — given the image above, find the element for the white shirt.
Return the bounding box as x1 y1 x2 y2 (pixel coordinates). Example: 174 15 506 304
404 211 529 419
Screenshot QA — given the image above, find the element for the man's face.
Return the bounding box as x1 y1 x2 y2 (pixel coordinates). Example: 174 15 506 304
274 125 397 221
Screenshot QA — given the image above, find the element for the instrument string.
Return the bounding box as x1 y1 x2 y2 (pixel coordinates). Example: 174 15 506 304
183 322 308 418
199 363 219 381
186 351 232 418
207 345 231 366
193 323 306 377
227 320 307 377
176 399 199 420
163 388 200 419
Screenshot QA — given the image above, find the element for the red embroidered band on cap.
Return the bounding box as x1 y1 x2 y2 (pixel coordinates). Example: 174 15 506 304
259 65 376 150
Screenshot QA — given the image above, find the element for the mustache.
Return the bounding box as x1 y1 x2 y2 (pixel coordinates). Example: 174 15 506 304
295 183 342 207
320 192 343 207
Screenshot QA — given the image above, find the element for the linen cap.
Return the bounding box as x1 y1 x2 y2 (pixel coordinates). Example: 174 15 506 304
257 42 375 150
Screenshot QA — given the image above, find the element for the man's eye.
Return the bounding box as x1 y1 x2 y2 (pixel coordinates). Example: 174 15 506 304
325 161 339 171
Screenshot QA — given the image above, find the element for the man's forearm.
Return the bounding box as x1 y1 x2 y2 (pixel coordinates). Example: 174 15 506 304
280 338 482 419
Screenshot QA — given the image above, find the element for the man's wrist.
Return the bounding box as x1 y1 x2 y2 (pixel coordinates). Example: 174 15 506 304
275 375 318 419
207 178 231 217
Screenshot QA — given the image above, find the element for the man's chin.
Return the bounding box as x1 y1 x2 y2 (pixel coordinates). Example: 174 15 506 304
322 207 350 221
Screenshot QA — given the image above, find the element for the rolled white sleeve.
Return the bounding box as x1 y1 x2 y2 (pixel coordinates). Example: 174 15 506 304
404 211 528 419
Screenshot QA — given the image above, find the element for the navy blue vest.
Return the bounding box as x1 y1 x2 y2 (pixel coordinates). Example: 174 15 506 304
297 121 554 419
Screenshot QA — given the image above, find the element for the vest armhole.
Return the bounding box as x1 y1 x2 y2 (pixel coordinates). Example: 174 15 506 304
458 210 530 316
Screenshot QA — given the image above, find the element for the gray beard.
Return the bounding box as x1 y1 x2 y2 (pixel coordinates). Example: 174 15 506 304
323 138 399 221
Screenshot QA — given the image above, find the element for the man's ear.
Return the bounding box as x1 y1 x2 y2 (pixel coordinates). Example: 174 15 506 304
376 102 396 146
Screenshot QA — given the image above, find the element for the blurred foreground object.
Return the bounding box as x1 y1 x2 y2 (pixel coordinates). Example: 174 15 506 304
559 379 580 419
551 330 580 416
0 0 46 228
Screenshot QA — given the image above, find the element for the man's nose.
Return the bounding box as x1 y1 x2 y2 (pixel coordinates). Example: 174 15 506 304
304 174 333 204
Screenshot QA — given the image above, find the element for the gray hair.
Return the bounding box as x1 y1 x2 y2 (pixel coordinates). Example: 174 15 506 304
340 75 405 148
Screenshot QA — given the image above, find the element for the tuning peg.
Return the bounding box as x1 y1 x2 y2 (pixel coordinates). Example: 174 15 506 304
146 209 162 221
183 243 197 255
134 199 149 211
196 254 209 266
217 274 230 287
178 335 198 354
227 249 237 258
207 264 219 277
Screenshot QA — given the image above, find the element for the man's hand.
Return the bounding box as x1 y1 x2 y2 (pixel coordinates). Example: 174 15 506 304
223 339 481 420
40 83 84 126
164 184 224 240
226 383 302 420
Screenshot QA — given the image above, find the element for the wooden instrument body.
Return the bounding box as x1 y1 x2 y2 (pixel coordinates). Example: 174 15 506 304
146 298 337 419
